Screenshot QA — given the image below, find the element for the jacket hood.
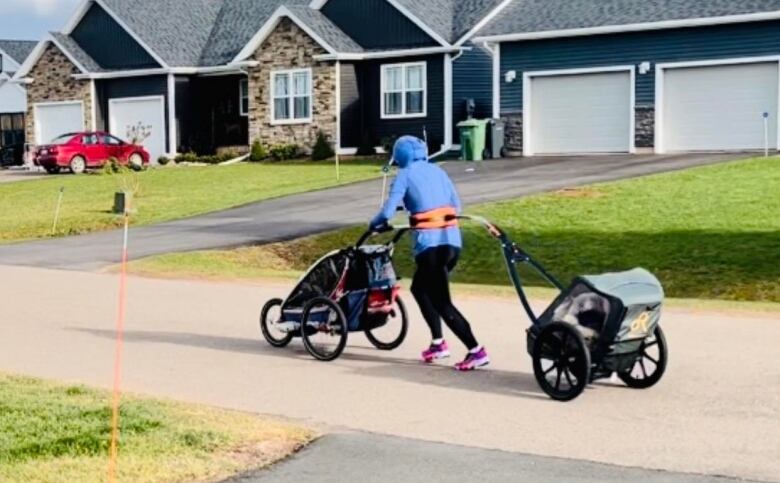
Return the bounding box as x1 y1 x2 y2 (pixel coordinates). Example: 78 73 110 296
393 136 429 168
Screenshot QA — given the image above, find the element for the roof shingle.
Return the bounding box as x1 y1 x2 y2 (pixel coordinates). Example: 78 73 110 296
478 0 780 38
0 39 38 64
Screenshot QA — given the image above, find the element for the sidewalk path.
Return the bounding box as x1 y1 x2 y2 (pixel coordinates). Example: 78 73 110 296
0 265 777 482
229 433 751 483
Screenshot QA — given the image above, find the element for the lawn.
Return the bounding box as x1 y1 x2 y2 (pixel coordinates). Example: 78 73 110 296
0 373 315 482
130 157 780 302
0 161 380 243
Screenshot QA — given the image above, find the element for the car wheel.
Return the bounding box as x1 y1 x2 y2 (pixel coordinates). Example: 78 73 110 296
128 153 144 171
70 156 86 175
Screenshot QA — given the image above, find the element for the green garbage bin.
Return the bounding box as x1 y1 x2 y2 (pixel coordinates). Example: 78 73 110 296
457 119 489 161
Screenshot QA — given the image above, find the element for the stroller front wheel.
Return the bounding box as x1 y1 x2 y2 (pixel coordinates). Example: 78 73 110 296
532 322 591 401
260 298 294 348
365 296 409 351
301 297 348 362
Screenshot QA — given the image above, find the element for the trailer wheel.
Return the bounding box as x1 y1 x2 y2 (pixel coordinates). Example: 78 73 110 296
532 322 591 401
301 297 348 362
619 325 668 389
260 298 293 348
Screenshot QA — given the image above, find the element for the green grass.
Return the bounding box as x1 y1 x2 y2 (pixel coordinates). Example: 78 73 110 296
130 157 780 302
0 161 380 243
0 373 315 482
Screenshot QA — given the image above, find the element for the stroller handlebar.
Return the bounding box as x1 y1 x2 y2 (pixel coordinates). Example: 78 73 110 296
356 224 410 248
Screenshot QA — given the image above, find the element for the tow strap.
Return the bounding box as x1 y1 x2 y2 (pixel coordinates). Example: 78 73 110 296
410 207 459 229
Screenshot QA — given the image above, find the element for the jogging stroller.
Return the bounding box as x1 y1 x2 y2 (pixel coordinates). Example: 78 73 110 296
462 215 668 401
259 227 409 361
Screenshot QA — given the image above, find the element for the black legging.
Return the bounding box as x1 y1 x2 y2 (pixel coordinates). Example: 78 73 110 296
411 245 479 350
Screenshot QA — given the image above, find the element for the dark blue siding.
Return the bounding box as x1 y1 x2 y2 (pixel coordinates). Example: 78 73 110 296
95 76 168 146
453 42 494 142
500 20 780 113
341 55 445 152
322 0 437 50
72 3 159 70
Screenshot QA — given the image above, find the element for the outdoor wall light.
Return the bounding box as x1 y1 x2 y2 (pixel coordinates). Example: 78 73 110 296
639 61 652 74
505 70 517 83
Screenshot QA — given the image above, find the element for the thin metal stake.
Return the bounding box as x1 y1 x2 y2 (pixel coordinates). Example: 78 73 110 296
51 187 65 235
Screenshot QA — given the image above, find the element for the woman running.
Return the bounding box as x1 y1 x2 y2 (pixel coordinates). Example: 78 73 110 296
370 136 489 371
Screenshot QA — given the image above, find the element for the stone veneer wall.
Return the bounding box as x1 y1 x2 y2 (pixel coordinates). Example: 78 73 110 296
247 18 336 150
635 106 655 148
25 43 92 144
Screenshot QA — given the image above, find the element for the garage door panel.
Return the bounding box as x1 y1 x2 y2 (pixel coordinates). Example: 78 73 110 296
529 71 632 155
663 63 778 152
109 96 166 163
35 102 84 145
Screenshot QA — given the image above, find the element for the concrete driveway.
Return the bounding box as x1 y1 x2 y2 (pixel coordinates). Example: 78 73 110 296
0 153 745 271
0 167 50 183
1 265 777 482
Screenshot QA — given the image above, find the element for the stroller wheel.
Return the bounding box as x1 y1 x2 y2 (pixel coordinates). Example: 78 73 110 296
260 298 294 348
301 297 348 362
366 296 409 351
619 325 668 389
532 322 591 401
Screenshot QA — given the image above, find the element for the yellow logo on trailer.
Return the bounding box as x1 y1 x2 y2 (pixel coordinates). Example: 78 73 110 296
630 312 652 335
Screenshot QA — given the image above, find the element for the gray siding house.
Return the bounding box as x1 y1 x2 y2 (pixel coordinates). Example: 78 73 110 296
474 0 780 156
14 0 510 161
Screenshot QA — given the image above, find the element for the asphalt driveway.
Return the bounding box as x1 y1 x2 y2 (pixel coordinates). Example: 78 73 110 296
0 153 745 270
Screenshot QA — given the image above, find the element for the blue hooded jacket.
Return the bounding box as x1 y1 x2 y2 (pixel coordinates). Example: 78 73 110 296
370 136 463 256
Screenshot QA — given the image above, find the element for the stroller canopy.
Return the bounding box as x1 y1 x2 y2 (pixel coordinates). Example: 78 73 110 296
581 268 664 307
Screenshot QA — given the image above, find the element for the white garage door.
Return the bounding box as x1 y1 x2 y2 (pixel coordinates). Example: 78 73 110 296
662 62 778 152
528 70 632 155
34 101 84 144
109 96 166 162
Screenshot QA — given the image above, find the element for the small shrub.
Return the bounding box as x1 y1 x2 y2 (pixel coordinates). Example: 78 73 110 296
311 131 335 161
158 155 170 166
175 152 198 164
249 140 268 162
356 132 376 156
100 158 122 175
269 143 300 161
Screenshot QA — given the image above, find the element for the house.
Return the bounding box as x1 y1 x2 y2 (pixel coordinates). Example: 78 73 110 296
473 0 780 156
13 0 511 162
0 40 37 152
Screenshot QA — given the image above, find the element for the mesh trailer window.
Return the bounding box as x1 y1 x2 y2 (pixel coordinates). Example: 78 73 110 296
381 62 426 119
271 68 312 124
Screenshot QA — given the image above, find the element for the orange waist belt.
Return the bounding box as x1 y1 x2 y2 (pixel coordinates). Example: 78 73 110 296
410 207 459 230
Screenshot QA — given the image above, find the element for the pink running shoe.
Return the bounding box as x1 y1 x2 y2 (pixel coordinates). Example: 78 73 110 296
422 341 450 363
455 348 490 371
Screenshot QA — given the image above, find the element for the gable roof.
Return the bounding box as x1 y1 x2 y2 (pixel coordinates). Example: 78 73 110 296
49 33 104 73
199 0 310 66
285 6 364 53
393 0 508 44
0 40 38 65
475 0 780 41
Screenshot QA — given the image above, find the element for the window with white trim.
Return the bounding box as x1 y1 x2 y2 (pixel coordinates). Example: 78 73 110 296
239 79 249 116
381 62 426 119
271 68 312 123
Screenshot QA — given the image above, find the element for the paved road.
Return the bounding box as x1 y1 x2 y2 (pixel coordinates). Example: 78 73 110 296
1 265 777 482
0 167 49 183
229 433 749 483
0 154 743 270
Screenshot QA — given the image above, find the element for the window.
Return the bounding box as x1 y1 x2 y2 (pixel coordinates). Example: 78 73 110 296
102 134 124 145
381 62 426 119
239 79 249 116
271 69 312 124
82 134 99 145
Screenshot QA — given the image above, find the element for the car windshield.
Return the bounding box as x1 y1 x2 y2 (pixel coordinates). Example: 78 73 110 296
48 134 76 145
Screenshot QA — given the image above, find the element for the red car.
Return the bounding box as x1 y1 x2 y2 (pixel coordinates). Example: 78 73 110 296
35 132 150 174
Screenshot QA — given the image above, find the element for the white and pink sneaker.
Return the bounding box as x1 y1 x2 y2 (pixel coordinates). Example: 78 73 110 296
422 341 451 363
455 347 490 371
